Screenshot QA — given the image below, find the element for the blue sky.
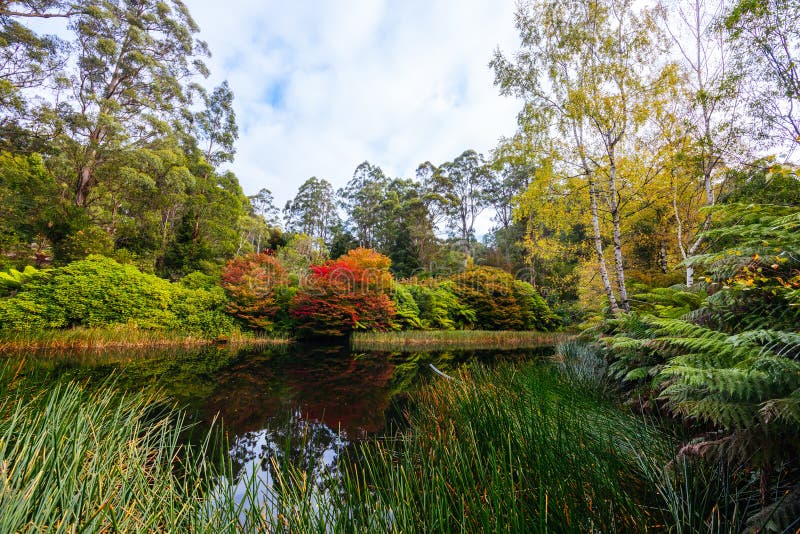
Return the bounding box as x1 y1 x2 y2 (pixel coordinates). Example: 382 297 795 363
189 1 522 227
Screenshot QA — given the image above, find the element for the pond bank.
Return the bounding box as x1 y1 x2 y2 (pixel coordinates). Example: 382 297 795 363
0 326 289 352
351 329 571 351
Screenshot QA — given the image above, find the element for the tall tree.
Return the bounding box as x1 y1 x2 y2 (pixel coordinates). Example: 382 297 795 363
249 188 280 227
427 150 490 265
190 80 237 167
283 176 340 245
724 0 800 151
55 0 209 206
338 161 389 249
492 0 673 312
0 11 66 126
658 0 744 286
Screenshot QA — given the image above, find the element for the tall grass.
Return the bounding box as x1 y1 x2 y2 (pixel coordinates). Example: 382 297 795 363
0 325 290 352
352 330 570 351
0 378 224 531
0 354 738 532
241 363 675 532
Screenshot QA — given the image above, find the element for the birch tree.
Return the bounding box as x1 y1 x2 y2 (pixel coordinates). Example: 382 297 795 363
492 0 673 312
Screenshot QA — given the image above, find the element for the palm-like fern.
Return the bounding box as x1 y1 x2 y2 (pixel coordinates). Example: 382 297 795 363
603 201 800 529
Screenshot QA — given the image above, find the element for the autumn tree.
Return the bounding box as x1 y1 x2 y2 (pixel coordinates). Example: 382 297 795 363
656 0 746 286
290 248 395 337
493 0 675 312
221 252 288 331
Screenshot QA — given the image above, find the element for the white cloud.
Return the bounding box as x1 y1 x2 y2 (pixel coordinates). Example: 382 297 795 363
189 0 522 229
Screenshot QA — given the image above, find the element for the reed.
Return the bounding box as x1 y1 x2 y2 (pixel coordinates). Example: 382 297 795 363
351 329 570 351
0 326 290 352
0 375 240 532
0 358 731 532
237 363 676 532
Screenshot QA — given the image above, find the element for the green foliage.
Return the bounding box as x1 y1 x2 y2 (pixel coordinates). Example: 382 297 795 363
600 197 800 529
631 286 705 318
512 278 559 330
0 151 61 267
0 265 42 296
449 266 555 331
406 282 476 330
392 283 423 329
283 177 341 246
0 256 235 337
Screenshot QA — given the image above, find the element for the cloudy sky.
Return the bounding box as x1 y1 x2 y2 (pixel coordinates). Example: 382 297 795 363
188 1 522 215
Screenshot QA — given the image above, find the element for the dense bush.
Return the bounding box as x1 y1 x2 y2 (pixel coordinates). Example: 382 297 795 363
220 252 289 331
449 266 555 331
406 282 476 330
392 284 423 329
0 256 236 337
512 279 559 330
290 248 396 337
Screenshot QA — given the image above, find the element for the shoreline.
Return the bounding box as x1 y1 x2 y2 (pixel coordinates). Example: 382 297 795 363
0 328 291 353
351 330 572 351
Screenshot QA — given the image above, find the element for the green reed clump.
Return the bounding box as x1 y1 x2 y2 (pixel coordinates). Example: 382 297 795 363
0 373 252 533
352 330 569 352
246 363 675 532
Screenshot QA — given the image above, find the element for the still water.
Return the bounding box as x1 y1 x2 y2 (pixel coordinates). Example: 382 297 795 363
15 342 551 512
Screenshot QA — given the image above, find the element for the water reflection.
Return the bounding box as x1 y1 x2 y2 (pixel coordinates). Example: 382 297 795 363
11 342 553 509
226 410 348 520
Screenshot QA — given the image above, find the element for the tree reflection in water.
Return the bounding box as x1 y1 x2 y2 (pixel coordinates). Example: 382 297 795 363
226 409 349 519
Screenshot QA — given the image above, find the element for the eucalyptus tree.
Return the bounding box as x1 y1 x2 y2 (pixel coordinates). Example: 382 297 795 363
54 0 210 206
426 150 490 265
380 177 437 277
492 0 674 312
0 16 64 118
0 1 81 18
190 80 237 167
283 176 340 246
338 161 389 249
249 188 280 227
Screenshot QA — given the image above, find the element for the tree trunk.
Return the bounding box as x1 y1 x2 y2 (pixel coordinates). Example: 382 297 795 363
75 164 93 207
607 160 630 312
589 177 620 313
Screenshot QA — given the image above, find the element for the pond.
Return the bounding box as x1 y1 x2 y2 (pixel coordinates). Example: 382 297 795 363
11 342 553 513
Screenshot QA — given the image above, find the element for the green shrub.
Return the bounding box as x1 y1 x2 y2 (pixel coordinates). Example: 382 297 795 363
407 282 476 330
392 284 423 329
513 279 558 330
449 266 555 331
0 256 236 337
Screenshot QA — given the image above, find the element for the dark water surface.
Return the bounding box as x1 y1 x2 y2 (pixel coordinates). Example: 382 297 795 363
13 342 552 511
